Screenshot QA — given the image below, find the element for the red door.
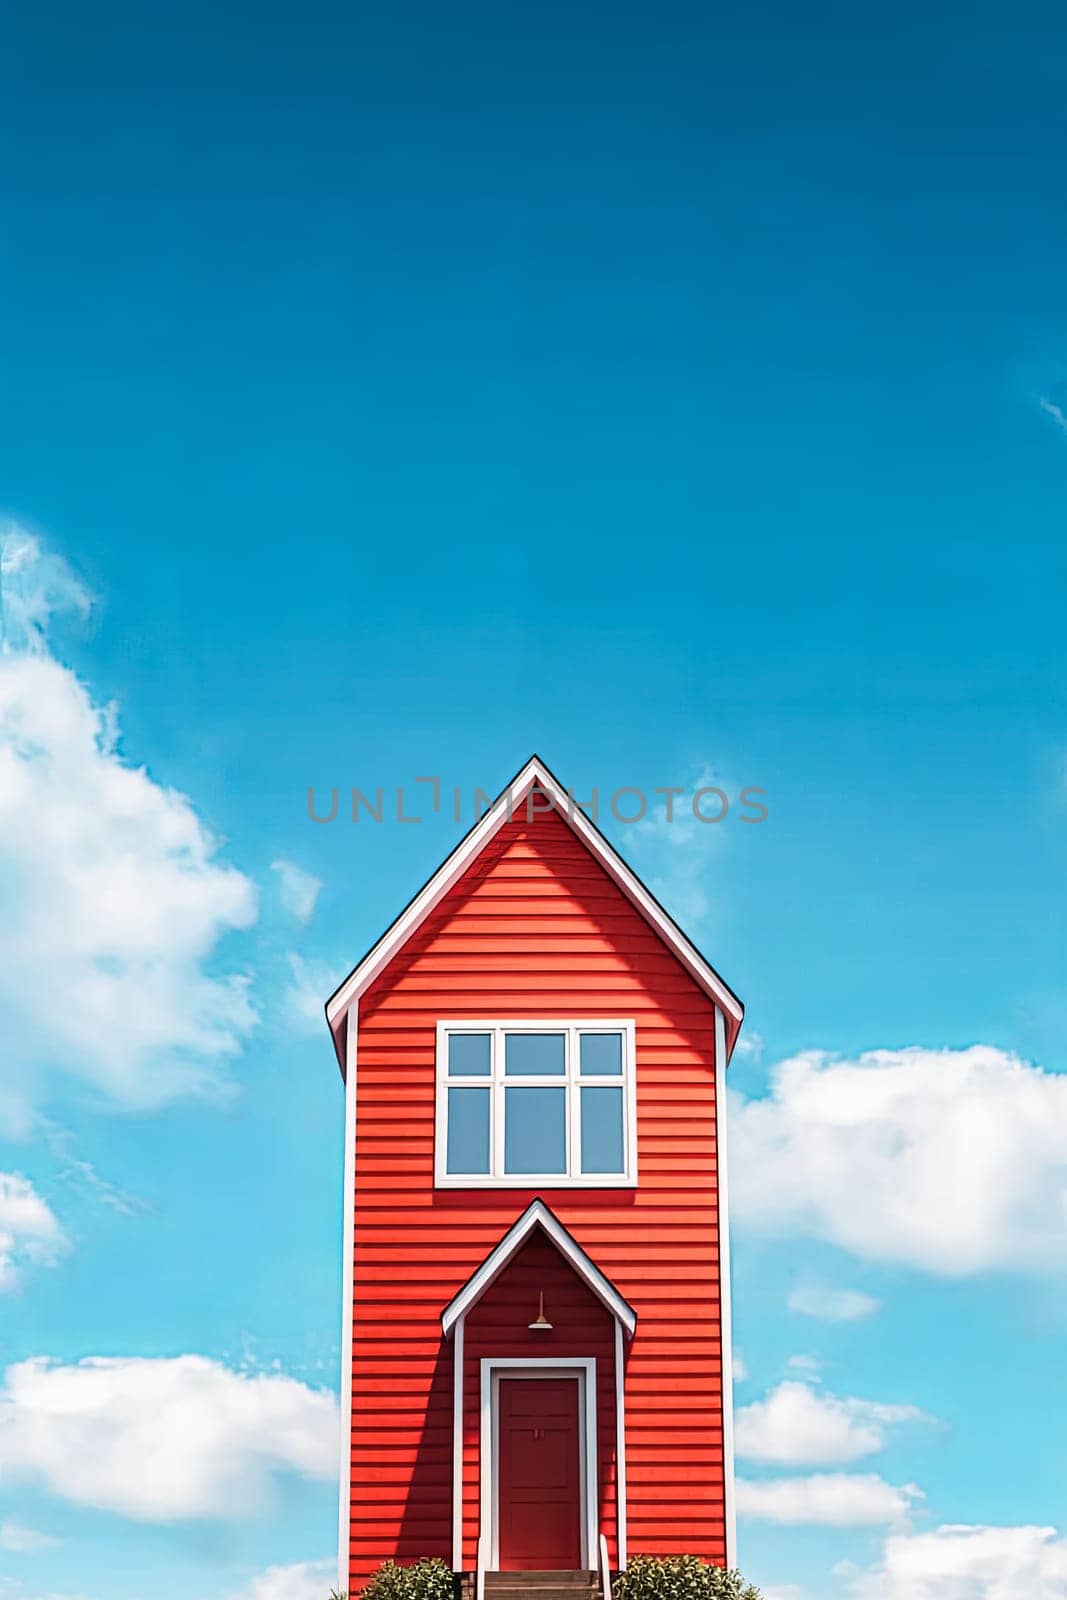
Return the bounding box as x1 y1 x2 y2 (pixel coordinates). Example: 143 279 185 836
497 1378 582 1570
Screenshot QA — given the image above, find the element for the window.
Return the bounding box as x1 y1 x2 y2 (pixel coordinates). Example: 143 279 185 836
435 1020 636 1187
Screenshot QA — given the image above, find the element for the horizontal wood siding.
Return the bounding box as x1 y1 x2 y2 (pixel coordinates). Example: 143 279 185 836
347 809 725 1587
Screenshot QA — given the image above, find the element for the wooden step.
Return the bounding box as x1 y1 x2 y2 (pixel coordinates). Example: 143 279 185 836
484 1576 597 1589
485 1572 596 1579
484 1576 598 1596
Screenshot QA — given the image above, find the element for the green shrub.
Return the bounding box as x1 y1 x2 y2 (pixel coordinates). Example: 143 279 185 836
613 1554 761 1600
356 1558 456 1600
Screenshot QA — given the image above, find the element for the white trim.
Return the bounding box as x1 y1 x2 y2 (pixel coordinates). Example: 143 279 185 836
714 1006 737 1570
337 1003 358 1594
480 1358 598 1570
326 757 743 1050
435 1019 637 1189
599 1533 612 1600
452 1312 465 1571
476 1538 487 1600
442 1199 637 1340
614 1318 627 1570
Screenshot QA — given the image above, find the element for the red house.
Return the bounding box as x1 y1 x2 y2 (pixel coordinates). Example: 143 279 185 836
325 757 744 1598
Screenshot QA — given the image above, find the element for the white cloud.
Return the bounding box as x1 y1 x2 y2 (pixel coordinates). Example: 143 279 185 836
227 1559 336 1600
736 1381 928 1466
0 1355 338 1521
730 1046 1067 1275
49 1153 150 1219
0 528 92 654
852 1524 1067 1599
0 1174 69 1291
0 1519 58 1552
0 1585 89 1600
271 860 322 924
1039 395 1067 436
0 532 258 1132
733 1350 749 1382
736 1473 921 1526
285 953 344 1035
787 1355 822 1376
733 1030 765 1064
628 765 731 928
788 1285 881 1322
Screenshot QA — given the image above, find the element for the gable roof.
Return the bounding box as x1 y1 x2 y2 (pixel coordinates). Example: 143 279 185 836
325 753 744 1072
440 1198 637 1339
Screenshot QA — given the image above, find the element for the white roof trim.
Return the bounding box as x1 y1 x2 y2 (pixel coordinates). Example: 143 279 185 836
325 755 744 1062
441 1198 637 1340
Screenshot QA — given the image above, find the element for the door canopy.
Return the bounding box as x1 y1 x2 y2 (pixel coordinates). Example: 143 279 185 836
440 1198 637 1340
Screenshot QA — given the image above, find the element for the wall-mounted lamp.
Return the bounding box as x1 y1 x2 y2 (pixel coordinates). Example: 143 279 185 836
528 1291 553 1331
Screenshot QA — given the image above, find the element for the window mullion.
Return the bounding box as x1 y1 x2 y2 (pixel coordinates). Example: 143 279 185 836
568 1025 580 1178
493 1026 505 1177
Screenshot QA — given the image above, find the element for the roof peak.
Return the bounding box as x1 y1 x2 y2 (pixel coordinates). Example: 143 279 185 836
440 1198 637 1339
324 757 744 1070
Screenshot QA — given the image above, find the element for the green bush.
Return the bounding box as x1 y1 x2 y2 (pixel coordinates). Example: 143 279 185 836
354 1558 456 1600
613 1554 761 1600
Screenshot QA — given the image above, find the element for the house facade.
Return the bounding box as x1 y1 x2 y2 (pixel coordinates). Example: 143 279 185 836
325 757 744 1596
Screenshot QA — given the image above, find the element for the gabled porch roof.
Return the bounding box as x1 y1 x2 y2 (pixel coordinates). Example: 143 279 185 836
440 1198 637 1340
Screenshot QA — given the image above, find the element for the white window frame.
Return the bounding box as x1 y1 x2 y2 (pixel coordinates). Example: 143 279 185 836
435 1018 638 1189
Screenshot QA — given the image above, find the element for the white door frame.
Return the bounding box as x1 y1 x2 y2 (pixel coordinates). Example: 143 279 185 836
480 1357 598 1570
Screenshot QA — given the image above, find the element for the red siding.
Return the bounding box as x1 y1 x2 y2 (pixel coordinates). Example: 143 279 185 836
347 808 726 1588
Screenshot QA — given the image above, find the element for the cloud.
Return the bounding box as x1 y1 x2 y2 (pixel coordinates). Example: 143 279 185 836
271 860 322 924
0 531 258 1132
733 1030 765 1064
226 1559 336 1600
851 1524 1067 1599
733 1350 749 1382
735 1381 928 1466
736 1473 921 1527
0 529 92 654
0 1174 69 1291
1039 395 1067 436
627 765 731 928
0 1520 58 1552
730 1046 1067 1275
0 1355 338 1522
788 1285 881 1322
787 1355 822 1376
50 1156 150 1219
285 953 344 1035
0 1585 89 1600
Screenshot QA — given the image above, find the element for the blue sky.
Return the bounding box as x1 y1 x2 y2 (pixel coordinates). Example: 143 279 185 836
0 3 1066 1597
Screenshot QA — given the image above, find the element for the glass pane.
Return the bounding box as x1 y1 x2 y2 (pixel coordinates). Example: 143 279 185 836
447 1087 490 1173
504 1086 566 1173
505 1032 566 1076
580 1032 623 1076
448 1032 491 1076
580 1086 625 1174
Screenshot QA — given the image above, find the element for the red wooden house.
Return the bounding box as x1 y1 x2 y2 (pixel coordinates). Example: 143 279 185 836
325 757 744 1598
